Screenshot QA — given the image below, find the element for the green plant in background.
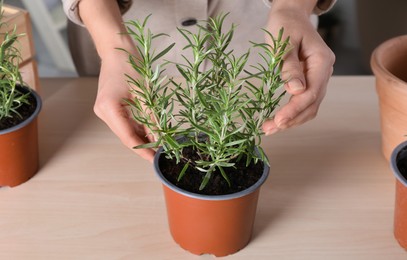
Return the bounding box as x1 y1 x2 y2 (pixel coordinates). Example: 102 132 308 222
0 1 28 120
122 13 290 190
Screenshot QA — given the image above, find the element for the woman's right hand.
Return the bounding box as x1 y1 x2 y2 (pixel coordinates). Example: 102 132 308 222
93 48 156 162
79 0 155 162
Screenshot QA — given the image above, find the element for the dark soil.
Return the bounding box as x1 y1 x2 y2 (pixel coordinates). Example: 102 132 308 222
397 147 407 178
0 87 37 130
158 146 264 195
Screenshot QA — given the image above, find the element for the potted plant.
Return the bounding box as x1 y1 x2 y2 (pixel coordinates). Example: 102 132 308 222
390 140 407 250
371 35 407 161
122 14 289 256
0 2 41 187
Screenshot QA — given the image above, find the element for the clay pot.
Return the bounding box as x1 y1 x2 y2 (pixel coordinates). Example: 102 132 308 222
371 35 407 161
390 140 407 249
0 88 42 187
154 147 269 257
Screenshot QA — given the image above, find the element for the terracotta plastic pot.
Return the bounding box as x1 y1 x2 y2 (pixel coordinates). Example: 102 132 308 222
154 147 270 257
390 140 407 249
371 35 407 161
0 88 41 187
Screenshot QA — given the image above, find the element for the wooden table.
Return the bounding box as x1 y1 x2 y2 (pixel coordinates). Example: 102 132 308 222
0 76 405 259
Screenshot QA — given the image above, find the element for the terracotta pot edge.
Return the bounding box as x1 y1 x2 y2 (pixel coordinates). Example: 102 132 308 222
371 35 407 88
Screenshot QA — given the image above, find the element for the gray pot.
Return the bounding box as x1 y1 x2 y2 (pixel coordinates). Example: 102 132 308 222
391 141 407 186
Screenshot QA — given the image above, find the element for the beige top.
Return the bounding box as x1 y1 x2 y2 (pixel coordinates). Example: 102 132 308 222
61 0 335 75
62 0 337 26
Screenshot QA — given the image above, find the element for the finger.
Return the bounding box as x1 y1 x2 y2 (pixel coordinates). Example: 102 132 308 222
94 100 155 162
263 69 328 135
263 92 322 135
262 119 279 136
276 95 323 129
275 50 334 127
275 88 319 125
281 46 306 95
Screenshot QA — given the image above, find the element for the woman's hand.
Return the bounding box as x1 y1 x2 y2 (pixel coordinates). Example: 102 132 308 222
262 1 335 135
94 49 156 162
79 0 155 162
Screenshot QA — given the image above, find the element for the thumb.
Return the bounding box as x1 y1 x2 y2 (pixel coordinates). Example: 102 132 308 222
282 47 306 95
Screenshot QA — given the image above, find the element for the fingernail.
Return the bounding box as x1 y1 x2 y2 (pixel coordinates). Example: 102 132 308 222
277 118 290 128
288 79 305 92
265 127 279 136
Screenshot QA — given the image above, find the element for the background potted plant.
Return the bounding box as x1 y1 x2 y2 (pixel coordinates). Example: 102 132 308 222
0 2 41 187
122 14 289 256
390 140 407 250
371 35 407 161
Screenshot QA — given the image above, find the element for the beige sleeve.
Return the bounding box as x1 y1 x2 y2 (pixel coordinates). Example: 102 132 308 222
62 0 83 25
264 0 337 15
313 0 337 15
61 0 132 26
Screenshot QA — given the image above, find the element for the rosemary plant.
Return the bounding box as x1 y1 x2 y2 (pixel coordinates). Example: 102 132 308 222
124 14 290 190
0 2 28 120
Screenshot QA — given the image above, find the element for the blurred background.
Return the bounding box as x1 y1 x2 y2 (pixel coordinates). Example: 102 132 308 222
5 0 407 77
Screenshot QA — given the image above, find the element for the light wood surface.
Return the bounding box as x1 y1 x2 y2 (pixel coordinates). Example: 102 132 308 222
0 76 406 259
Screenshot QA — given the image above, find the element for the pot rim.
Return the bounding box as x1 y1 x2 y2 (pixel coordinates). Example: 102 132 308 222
371 34 407 87
391 140 407 186
0 87 42 135
153 146 270 201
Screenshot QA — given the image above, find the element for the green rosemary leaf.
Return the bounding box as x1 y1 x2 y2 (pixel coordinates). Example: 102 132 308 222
177 162 190 182
151 43 175 63
218 166 231 187
133 141 159 149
